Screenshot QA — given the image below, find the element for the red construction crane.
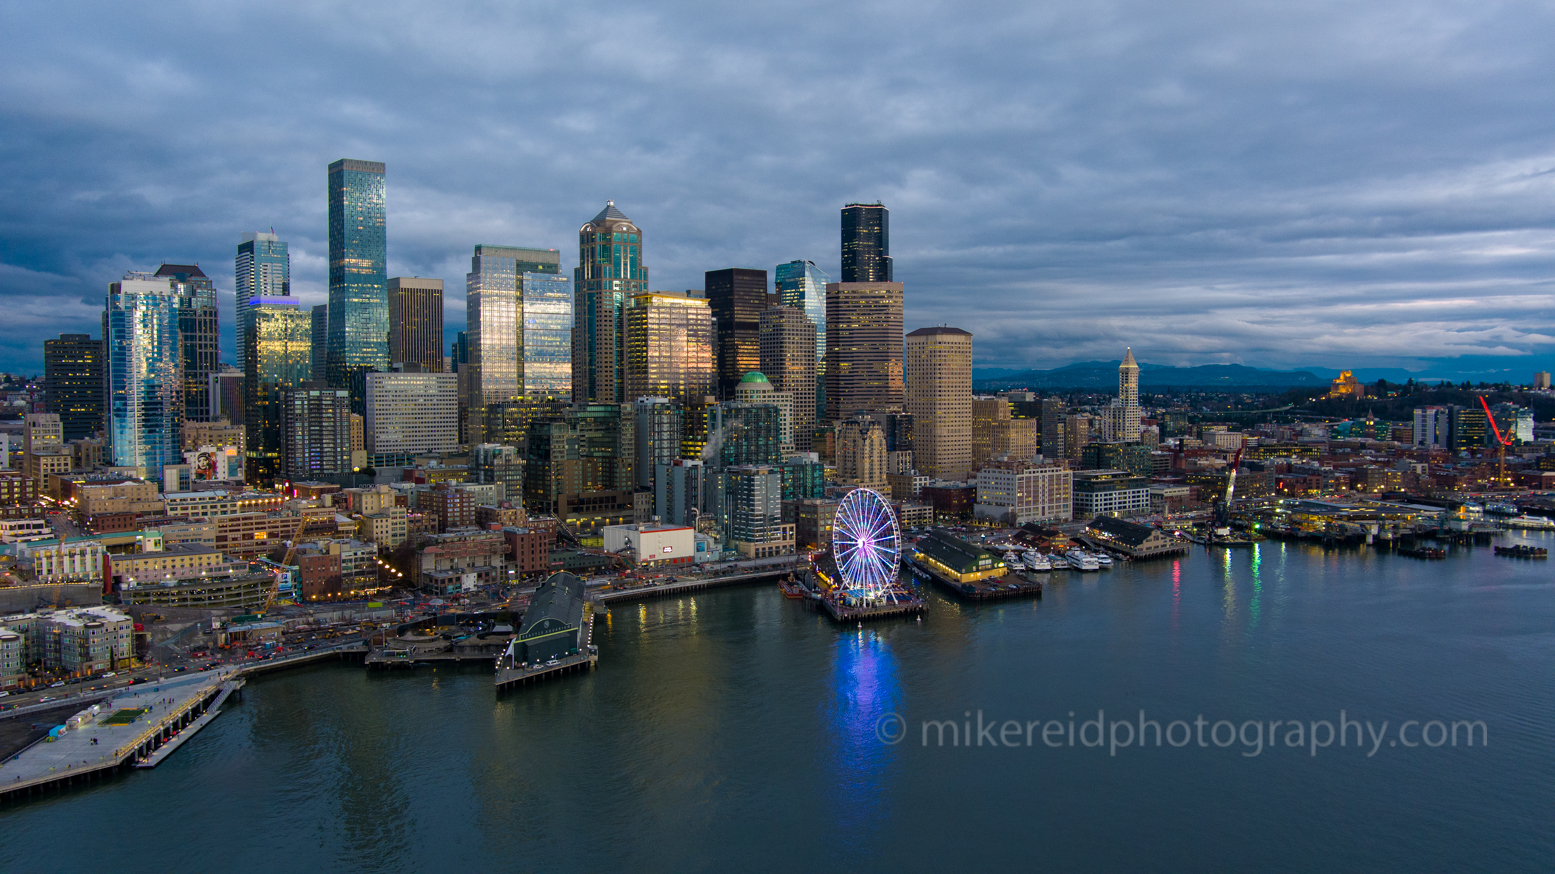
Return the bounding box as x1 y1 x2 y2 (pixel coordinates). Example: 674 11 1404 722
1478 395 1514 488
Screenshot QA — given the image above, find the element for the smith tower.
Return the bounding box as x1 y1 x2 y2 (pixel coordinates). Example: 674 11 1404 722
841 203 892 283
326 159 388 408
573 201 647 404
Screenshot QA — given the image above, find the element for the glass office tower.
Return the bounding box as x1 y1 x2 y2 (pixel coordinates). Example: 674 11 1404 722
841 203 892 283
466 245 561 406
244 299 312 485
522 272 573 399
106 273 185 477
326 159 387 407
624 292 715 405
574 202 647 404
154 264 218 424
235 232 290 368
775 259 828 416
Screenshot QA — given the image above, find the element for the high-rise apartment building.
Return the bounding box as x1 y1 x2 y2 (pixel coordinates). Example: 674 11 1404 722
235 232 289 369
244 299 311 485
364 372 459 455
759 306 818 452
44 334 104 441
824 282 904 421
466 246 562 407
841 203 891 283
624 292 715 405
105 273 184 477
1040 398 1066 460
774 260 828 407
1118 347 1141 442
634 397 683 491
573 203 647 404
154 264 218 424
905 326 973 480
388 277 444 373
326 159 387 404
705 268 769 399
282 387 354 480
209 366 244 425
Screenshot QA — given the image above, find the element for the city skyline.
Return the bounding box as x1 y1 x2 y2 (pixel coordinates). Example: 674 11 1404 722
4 3 1554 381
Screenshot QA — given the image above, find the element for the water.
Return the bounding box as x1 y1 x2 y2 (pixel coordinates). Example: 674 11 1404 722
3 537 1553 872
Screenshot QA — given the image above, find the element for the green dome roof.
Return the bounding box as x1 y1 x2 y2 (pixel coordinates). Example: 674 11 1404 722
739 371 770 384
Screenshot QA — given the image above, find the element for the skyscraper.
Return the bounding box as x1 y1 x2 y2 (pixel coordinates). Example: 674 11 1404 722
521 271 573 400
467 246 562 406
388 277 444 372
624 292 715 405
245 299 311 485
282 387 354 480
705 268 768 399
154 264 218 424
841 203 891 283
326 159 387 405
235 232 289 369
634 397 683 491
44 334 104 441
775 259 828 412
905 326 973 480
824 282 904 421
105 273 184 477
758 306 817 452
364 372 459 454
1118 347 1141 442
574 202 647 404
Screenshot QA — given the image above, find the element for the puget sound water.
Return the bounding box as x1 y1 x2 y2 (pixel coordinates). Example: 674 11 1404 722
2 534 1553 872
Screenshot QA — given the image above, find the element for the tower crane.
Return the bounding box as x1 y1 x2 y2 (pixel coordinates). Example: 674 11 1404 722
1478 395 1514 488
1212 447 1244 539
259 512 312 616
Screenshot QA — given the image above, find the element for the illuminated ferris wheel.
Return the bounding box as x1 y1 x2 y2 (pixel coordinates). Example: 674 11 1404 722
832 487 902 602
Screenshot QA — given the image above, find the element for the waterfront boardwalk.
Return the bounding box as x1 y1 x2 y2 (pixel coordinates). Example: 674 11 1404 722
0 668 239 801
594 564 799 604
821 594 926 623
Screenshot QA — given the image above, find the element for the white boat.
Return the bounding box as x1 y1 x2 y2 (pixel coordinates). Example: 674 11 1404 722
1505 514 1555 530
1003 550 1021 568
1093 552 1114 567
1024 551 1052 572
1066 549 1100 572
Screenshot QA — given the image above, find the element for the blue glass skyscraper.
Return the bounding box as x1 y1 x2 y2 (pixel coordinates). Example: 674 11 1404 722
106 273 184 477
235 231 290 370
326 159 387 407
775 259 829 415
574 202 647 404
522 272 573 400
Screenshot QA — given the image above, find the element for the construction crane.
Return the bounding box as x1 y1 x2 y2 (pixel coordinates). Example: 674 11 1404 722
1212 447 1244 539
259 512 311 616
1478 395 1514 488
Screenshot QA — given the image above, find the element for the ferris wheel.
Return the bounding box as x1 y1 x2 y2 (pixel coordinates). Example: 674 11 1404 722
832 487 902 601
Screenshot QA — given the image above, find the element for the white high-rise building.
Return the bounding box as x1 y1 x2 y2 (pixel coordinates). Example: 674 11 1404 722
235 232 290 370
1118 347 1141 442
364 372 459 454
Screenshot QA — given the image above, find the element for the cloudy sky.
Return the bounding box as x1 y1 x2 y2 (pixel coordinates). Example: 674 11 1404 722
3 0 1554 380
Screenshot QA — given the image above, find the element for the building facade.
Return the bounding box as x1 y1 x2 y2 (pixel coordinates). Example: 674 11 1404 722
282 387 354 480
244 299 311 485
106 273 184 477
1118 347 1141 442
705 268 769 399
44 334 105 442
905 326 972 480
824 282 904 420
154 264 219 425
841 203 892 283
573 202 647 404
758 306 818 452
364 372 459 455
326 158 388 404
973 460 1073 525
466 245 563 412
624 292 715 405
235 232 290 369
774 259 828 408
388 277 444 373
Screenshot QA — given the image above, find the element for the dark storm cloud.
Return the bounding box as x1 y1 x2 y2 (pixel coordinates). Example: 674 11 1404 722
2 0 1554 378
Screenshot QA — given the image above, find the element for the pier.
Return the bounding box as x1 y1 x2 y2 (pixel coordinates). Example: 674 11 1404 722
0 668 241 802
820 594 925 623
907 557 1043 603
593 565 798 604
494 613 598 690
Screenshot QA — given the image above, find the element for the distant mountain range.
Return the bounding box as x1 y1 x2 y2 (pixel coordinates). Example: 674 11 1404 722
973 361 1329 390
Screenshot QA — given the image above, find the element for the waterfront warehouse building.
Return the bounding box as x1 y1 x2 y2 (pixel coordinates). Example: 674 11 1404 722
601 522 696 567
1071 469 1151 519
913 529 1005 585
512 572 586 663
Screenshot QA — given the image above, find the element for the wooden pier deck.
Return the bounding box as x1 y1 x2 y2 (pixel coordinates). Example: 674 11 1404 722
494 613 598 691
908 559 1043 603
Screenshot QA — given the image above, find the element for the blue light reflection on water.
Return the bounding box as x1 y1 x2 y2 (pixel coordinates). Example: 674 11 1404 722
825 628 901 844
